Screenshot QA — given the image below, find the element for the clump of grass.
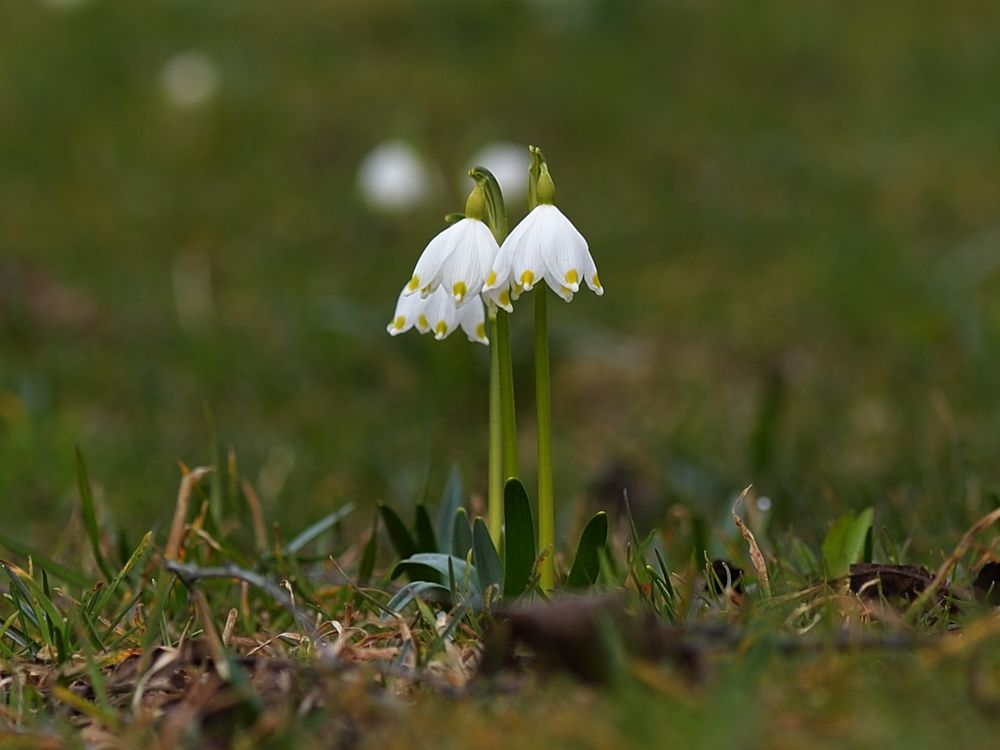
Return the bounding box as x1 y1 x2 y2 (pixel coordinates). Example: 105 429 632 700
1 451 999 747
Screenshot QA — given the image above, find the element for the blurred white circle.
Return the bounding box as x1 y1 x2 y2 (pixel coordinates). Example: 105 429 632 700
757 496 773 512
466 142 529 203
357 139 432 212
160 51 220 109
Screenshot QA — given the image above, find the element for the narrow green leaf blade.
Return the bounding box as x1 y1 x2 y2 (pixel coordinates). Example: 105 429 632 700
0 532 90 589
414 504 437 553
393 554 479 595
90 531 154 617
357 511 379 586
76 447 113 582
437 467 463 555
502 479 535 597
567 512 609 588
379 504 417 562
452 507 473 560
472 518 503 595
286 504 355 555
383 581 450 618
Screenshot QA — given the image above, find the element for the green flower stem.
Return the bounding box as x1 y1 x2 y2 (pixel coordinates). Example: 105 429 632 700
488 310 503 545
471 166 517 543
497 310 517 483
534 285 554 591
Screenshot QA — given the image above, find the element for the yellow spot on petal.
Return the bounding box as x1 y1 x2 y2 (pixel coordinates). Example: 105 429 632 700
564 269 579 286
592 272 602 289
499 289 511 308
452 281 467 301
418 314 429 329
485 270 497 287
392 315 406 330
406 275 420 292
561 285 572 295
519 270 535 290
476 323 486 340
435 321 448 336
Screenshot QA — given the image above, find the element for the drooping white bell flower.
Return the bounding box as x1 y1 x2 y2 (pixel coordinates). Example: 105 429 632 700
482 164 602 312
387 285 488 345
404 184 500 306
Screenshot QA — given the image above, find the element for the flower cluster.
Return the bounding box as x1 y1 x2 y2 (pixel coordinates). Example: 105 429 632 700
387 284 488 344
387 151 602 343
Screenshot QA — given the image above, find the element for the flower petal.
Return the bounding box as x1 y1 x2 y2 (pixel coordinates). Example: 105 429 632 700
537 205 588 294
386 285 426 336
440 219 499 306
407 219 467 296
458 298 489 345
421 287 461 340
504 209 546 292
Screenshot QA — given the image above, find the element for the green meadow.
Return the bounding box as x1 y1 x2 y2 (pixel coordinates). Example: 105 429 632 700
2 1 1000 747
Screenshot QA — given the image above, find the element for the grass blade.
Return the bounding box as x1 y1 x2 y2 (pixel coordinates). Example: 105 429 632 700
0 531 90 589
89 531 154 617
286 504 355 555
76 447 114 581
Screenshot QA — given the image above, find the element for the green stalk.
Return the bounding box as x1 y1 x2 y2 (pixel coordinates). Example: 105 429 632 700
488 310 503 546
497 310 517 482
534 285 554 591
470 166 517 542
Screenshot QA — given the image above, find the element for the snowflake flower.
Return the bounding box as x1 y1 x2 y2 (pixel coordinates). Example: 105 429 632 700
387 285 488 345
482 165 602 311
404 186 500 306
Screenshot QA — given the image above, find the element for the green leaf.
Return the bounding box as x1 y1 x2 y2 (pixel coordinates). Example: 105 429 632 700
0 531 90 589
383 581 449 618
379 504 417 563
822 507 874 580
414 504 438 553
393 554 479 595
567 512 608 588
502 479 535 597
437 467 463 555
357 511 379 586
451 507 473 560
286 504 355 554
75 448 114 582
472 518 503 595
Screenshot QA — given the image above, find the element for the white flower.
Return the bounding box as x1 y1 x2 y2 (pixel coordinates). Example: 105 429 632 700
387 285 488 345
405 218 500 306
482 204 603 311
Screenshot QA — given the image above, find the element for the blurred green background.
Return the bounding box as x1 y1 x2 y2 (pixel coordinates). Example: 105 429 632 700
2 0 999 550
